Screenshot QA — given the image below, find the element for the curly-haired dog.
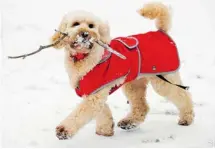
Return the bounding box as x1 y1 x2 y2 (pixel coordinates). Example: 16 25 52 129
51 2 194 140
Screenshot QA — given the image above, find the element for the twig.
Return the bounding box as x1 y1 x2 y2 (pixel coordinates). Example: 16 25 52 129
94 40 126 59
8 30 68 59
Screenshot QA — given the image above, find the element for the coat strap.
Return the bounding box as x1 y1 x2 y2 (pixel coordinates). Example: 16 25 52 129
156 75 189 90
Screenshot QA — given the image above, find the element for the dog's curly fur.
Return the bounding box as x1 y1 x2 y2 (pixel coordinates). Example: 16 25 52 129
51 2 194 140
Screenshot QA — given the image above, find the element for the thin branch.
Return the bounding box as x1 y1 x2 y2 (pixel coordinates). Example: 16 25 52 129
8 30 68 59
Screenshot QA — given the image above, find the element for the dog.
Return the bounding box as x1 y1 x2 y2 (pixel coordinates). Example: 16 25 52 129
51 2 194 140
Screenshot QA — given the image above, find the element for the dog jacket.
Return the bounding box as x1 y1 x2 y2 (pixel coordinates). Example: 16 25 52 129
75 30 180 97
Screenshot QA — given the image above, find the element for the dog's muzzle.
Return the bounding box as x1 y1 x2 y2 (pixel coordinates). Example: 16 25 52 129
70 31 94 50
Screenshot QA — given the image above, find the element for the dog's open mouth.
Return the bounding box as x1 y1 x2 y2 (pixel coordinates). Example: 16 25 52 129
70 31 94 50
69 31 95 62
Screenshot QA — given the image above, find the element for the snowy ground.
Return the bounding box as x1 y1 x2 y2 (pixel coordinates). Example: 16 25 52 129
1 0 215 147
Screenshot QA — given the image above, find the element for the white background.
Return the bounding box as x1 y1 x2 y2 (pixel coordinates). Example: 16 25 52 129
1 0 215 147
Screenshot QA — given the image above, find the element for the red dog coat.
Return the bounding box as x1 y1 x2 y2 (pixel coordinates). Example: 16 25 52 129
75 30 180 97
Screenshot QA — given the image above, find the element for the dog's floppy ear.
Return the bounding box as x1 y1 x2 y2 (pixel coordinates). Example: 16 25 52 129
99 21 111 44
50 18 67 49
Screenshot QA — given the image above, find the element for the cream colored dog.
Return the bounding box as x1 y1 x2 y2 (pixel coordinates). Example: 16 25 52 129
51 2 194 140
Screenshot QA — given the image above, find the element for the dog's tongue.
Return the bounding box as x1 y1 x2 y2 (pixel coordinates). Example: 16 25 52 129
76 53 88 60
71 53 88 62
71 50 110 62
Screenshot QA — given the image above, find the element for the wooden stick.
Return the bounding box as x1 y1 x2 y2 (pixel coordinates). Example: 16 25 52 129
8 30 68 59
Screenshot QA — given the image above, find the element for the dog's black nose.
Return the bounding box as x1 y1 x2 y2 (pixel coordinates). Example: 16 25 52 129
81 32 89 38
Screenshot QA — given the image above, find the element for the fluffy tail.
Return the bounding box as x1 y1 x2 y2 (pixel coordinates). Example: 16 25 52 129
137 2 171 33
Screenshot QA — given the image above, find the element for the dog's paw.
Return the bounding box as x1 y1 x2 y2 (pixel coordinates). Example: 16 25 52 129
178 118 193 126
96 130 114 136
178 120 190 126
56 125 73 140
117 119 138 130
178 112 194 126
96 122 114 136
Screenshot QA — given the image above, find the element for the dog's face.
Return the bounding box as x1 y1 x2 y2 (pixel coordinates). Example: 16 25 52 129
51 10 110 62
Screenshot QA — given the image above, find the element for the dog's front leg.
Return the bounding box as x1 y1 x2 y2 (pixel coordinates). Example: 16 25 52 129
96 103 114 136
56 91 109 140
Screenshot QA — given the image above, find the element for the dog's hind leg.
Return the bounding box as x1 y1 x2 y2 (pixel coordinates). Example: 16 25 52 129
149 72 194 125
117 77 149 130
96 103 114 136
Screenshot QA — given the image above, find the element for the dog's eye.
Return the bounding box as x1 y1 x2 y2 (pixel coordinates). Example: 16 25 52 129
88 24 94 28
72 22 80 27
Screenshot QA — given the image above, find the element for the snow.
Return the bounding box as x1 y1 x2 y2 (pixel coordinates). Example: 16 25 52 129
1 0 215 147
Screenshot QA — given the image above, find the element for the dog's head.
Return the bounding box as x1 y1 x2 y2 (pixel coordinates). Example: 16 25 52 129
51 10 110 62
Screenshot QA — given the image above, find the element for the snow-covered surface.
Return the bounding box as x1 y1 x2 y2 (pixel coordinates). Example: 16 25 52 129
1 0 215 147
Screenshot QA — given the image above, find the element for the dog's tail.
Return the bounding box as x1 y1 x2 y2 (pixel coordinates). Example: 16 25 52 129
137 2 171 33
